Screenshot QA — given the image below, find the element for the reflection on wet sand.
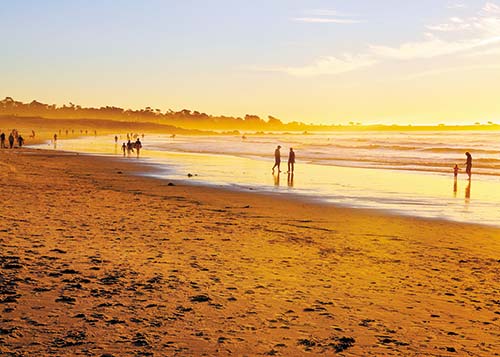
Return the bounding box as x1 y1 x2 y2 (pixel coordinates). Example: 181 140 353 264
273 173 280 187
465 179 471 201
287 173 294 188
453 177 458 197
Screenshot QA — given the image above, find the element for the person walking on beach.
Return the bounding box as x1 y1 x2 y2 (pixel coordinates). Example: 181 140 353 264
465 152 472 180
114 135 118 144
8 132 14 148
126 140 134 157
121 143 126 156
53 133 58 142
134 138 142 158
17 135 24 148
287 148 295 173
272 145 281 173
0 132 6 148
453 164 460 178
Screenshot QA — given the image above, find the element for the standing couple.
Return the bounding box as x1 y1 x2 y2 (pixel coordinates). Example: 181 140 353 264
272 145 295 174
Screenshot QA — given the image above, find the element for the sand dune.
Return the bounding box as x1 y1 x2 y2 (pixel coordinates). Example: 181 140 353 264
0 148 499 356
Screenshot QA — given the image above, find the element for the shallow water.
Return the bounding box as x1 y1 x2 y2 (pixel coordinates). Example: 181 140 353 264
32 132 500 227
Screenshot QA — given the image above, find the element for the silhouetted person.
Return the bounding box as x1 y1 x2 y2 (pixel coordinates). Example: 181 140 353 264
0 132 5 148
465 152 472 180
114 135 118 143
8 133 14 148
17 135 24 147
272 145 281 173
134 138 142 157
121 143 126 156
53 133 58 142
288 148 295 173
126 140 134 156
453 164 459 178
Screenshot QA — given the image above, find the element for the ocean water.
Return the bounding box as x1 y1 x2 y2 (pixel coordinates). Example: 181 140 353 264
32 131 500 227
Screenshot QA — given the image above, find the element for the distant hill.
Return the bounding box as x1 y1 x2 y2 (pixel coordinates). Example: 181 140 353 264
0 115 212 135
1 97 499 132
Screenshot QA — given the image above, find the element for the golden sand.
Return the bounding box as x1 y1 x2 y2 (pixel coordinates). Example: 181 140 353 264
0 148 499 356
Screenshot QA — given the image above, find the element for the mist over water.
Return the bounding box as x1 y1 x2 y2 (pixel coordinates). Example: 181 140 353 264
32 130 500 226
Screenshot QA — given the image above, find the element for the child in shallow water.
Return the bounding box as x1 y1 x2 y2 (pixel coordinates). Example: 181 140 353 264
453 164 459 178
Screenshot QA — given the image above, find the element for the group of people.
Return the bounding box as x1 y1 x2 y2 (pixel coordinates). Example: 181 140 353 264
454 152 473 180
272 145 295 174
0 129 25 149
121 138 143 157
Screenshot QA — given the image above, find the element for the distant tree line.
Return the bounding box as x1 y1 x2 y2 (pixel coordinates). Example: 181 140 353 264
2 97 498 132
0 97 313 131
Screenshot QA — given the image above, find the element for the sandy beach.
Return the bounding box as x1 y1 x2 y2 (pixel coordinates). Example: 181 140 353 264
0 148 498 356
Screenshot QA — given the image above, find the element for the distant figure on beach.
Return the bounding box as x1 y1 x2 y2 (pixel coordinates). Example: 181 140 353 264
453 164 459 178
114 135 118 143
31 130 35 139
0 132 5 148
8 133 14 148
53 133 58 142
134 138 142 157
126 140 134 156
465 152 472 180
288 148 295 173
17 135 24 148
121 143 126 156
272 145 281 173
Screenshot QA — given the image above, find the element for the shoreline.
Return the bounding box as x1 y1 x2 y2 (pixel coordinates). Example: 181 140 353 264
29 137 500 228
1 148 499 356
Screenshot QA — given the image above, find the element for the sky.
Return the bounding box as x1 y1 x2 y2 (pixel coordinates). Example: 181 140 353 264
2 0 500 125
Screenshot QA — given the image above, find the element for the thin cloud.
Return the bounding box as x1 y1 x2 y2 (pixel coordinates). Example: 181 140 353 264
259 55 376 77
293 8 362 25
370 35 500 59
447 3 467 9
402 64 500 80
265 1 500 78
293 17 361 24
307 9 355 17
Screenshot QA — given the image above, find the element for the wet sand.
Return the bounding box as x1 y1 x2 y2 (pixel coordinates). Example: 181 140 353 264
0 148 499 356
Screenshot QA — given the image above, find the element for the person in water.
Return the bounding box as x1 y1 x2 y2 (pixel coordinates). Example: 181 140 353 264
134 138 142 157
453 164 459 178
464 152 472 180
272 145 281 173
287 148 295 173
